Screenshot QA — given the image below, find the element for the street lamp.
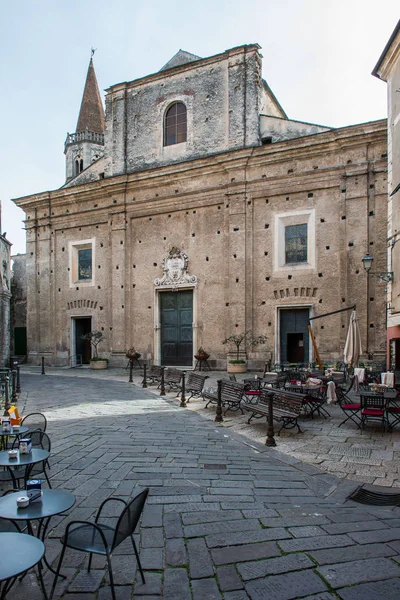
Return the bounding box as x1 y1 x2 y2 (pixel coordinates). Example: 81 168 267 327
361 253 393 283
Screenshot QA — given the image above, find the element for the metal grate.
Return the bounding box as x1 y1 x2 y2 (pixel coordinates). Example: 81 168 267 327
348 485 400 506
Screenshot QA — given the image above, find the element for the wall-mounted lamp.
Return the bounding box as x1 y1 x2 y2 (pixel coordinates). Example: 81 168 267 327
362 253 393 282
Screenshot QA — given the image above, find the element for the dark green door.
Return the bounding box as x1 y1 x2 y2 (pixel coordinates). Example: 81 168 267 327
160 291 193 366
14 327 27 356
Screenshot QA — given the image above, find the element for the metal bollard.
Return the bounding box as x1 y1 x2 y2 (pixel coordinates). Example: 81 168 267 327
142 363 148 388
160 367 166 396
41 357 45 375
266 391 276 447
16 366 21 394
4 376 10 413
11 371 17 403
180 371 187 407
129 359 133 383
215 380 223 422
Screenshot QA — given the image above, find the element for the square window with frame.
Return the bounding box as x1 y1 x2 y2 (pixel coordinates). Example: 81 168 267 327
69 239 95 287
274 210 315 272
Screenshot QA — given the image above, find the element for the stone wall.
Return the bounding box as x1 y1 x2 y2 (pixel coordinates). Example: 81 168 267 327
14 119 388 368
0 234 12 366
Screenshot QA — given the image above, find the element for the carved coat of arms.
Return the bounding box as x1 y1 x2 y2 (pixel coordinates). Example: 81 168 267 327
154 247 197 288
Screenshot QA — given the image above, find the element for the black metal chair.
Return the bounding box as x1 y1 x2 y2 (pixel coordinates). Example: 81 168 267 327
50 488 149 600
12 430 52 488
21 412 47 432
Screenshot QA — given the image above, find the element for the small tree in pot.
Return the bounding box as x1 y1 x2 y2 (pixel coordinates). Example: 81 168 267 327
222 331 267 373
81 331 108 369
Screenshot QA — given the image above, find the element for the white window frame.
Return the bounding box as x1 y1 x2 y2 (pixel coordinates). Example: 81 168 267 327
274 209 316 273
69 238 95 288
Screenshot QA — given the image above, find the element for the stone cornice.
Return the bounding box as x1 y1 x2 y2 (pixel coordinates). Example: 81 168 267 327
13 118 387 214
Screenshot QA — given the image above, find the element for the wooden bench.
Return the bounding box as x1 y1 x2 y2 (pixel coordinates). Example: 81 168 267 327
186 372 209 400
164 368 183 392
147 365 163 385
243 388 304 435
203 380 246 415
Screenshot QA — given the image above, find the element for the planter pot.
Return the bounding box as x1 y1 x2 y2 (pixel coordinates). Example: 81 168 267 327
227 362 247 374
90 360 108 370
126 353 141 361
194 354 210 361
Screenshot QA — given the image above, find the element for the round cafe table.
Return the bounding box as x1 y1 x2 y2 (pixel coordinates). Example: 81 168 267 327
0 448 50 488
0 489 75 578
0 532 45 599
0 426 30 450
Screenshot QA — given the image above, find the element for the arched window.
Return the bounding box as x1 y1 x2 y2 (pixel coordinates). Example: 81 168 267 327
164 102 187 146
75 160 80 176
79 159 84 173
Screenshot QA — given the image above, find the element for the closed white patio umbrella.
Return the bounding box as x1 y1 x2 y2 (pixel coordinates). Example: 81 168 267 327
344 309 362 368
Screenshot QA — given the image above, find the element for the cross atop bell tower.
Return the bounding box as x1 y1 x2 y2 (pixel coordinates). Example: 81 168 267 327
64 53 105 182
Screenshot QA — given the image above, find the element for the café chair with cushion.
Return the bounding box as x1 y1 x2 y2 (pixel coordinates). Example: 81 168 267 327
21 412 47 432
50 488 149 600
12 430 52 488
336 387 361 429
360 395 387 433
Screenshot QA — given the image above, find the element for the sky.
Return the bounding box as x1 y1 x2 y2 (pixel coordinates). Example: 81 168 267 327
0 0 398 255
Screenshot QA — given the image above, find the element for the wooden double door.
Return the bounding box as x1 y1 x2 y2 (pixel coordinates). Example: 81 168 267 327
160 291 193 366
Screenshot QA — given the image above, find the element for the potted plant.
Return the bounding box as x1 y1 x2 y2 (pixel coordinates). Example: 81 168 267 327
194 347 210 361
81 331 108 370
222 331 267 373
126 347 141 361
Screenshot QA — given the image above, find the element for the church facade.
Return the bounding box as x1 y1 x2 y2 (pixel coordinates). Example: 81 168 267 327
13 44 388 369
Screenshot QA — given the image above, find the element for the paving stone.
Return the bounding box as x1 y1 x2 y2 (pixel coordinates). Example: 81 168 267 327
133 571 163 596
245 569 328 600
223 592 250 600
260 516 330 528
321 520 390 535
241 508 279 519
348 527 400 544
287 525 326 538
216 565 243 591
184 518 260 538
191 577 222 599
301 594 337 599
163 512 183 537
337 578 400 599
238 553 314 581
140 548 164 570
206 527 291 548
211 542 281 565
309 542 398 565
67 570 104 593
188 537 214 578
105 554 137 585
182 510 243 525
141 526 164 548
278 534 355 553
166 537 187 566
388 540 400 553
163 568 191 600
318 556 400 588
98 586 132 600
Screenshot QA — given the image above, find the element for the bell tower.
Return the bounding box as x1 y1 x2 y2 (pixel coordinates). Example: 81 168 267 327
64 56 105 182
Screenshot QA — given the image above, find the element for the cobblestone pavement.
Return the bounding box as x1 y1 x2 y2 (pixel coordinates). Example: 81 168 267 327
4 369 400 599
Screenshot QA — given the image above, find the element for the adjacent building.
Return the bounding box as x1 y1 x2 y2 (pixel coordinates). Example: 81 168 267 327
13 44 388 368
0 205 12 367
373 20 400 372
